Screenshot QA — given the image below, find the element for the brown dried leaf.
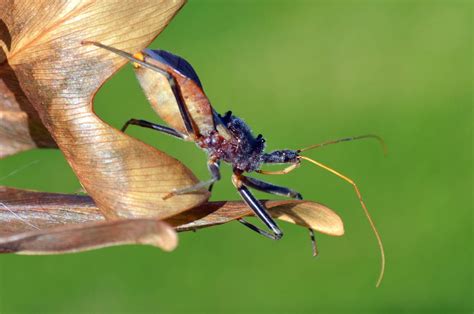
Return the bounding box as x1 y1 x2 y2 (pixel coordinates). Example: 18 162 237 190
0 186 344 237
268 202 344 236
0 19 57 158
0 53 57 157
0 0 210 219
0 218 178 255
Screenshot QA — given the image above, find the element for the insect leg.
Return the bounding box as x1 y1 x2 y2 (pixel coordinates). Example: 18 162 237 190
83 41 197 136
239 175 318 254
240 175 302 199
121 119 186 139
138 68 197 136
208 160 220 192
309 228 318 257
162 159 220 200
232 174 283 240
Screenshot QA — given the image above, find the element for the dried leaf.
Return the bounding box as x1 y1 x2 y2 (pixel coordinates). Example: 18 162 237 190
166 200 343 236
269 202 344 236
0 52 57 157
0 18 57 157
0 186 344 237
0 218 178 255
0 0 210 219
0 186 103 235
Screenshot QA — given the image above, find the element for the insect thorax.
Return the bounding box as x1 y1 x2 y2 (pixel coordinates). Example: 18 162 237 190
198 114 266 172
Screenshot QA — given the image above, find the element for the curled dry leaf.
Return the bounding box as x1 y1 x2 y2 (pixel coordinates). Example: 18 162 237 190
0 18 56 158
0 186 344 254
0 219 178 255
168 200 344 236
0 40 57 158
0 0 210 219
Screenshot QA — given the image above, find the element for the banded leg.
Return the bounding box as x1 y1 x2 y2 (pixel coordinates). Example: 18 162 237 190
163 159 220 200
121 119 186 139
232 174 283 240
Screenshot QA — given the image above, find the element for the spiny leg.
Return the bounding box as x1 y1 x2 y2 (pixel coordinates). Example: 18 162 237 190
121 119 186 139
232 174 283 240
163 159 220 200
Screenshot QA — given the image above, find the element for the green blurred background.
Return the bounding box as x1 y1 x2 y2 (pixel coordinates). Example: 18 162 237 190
1 0 471 313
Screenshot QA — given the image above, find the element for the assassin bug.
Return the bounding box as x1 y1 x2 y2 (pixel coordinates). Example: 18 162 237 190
84 41 386 287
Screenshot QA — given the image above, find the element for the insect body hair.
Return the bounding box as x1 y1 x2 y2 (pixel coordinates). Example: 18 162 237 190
200 112 267 173
261 150 299 164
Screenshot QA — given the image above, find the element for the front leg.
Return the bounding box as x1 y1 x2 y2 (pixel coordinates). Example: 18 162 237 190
162 158 220 200
234 174 299 240
208 160 221 192
237 174 317 255
232 174 283 240
240 176 302 199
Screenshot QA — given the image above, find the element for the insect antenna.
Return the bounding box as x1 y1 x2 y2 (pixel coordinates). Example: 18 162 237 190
298 134 387 155
298 155 385 288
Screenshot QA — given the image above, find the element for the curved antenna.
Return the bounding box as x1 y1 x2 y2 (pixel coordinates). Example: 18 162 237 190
298 134 387 156
299 155 385 288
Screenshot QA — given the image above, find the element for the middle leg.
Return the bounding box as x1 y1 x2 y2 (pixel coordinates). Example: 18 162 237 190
232 174 283 240
240 175 303 200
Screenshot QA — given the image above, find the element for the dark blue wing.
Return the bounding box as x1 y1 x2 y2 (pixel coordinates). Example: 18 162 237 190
144 49 203 88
